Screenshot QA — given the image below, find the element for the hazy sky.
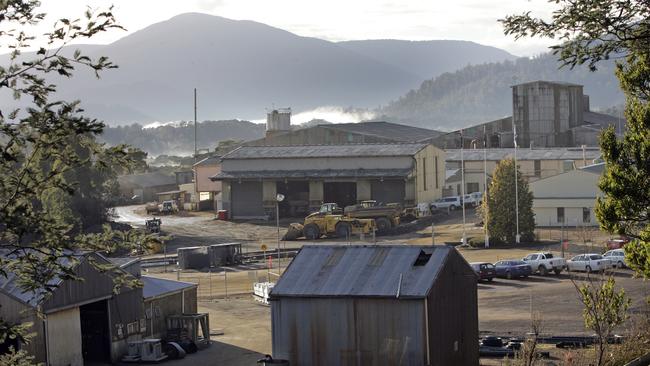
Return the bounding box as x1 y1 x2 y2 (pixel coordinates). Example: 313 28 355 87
29 0 557 56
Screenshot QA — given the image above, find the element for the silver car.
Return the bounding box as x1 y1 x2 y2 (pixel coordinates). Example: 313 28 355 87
566 254 612 273
603 249 628 268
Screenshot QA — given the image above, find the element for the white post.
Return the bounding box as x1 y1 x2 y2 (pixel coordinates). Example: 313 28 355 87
461 134 467 245
431 222 435 245
276 201 281 273
484 126 490 249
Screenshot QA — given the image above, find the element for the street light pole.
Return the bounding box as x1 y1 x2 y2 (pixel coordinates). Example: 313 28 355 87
483 126 490 248
513 124 521 244
460 130 467 245
276 193 285 274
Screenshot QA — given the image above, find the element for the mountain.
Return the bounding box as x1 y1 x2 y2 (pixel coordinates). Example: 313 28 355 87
0 13 516 126
337 40 516 80
99 120 265 156
380 54 625 130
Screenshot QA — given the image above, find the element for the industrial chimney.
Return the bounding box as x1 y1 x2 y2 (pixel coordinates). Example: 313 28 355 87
266 108 291 138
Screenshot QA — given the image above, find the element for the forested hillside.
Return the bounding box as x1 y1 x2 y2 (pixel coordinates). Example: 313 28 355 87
99 120 265 156
380 54 624 130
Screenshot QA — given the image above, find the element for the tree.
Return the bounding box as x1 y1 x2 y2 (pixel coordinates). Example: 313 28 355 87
501 0 650 279
0 1 148 363
573 276 631 366
481 159 535 243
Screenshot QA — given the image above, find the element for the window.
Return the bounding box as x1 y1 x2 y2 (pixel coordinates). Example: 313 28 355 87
435 156 439 189
583 207 591 223
563 160 574 172
557 207 565 223
534 160 541 177
422 158 427 191
467 182 479 193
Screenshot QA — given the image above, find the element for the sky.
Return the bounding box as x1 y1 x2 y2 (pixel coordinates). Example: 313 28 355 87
27 0 558 57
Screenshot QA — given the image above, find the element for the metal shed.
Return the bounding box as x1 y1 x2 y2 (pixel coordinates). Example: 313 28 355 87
0 252 143 366
177 246 209 270
208 243 243 267
269 245 479 366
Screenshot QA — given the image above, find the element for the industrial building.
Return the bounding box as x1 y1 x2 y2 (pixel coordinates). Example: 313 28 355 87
247 119 444 146
211 143 445 219
529 164 603 227
118 171 178 203
270 245 479 366
142 276 198 339
443 147 602 196
438 80 624 149
193 155 222 210
0 253 144 365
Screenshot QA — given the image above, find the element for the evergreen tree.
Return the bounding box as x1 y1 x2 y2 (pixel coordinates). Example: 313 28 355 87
482 159 535 243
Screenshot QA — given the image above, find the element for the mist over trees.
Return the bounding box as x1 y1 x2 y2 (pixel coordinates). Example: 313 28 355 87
99 120 265 156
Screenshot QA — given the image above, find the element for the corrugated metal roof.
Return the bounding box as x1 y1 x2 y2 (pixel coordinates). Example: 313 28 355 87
512 80 583 88
445 148 601 161
0 252 105 307
117 172 177 188
583 111 624 128
580 162 605 175
211 168 412 180
270 245 453 299
141 276 196 299
193 155 221 167
221 143 428 160
321 122 443 142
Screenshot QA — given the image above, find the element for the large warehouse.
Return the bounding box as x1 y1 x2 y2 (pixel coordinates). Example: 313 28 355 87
211 143 445 219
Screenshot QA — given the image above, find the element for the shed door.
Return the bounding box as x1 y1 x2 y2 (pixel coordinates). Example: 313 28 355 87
371 180 405 205
231 181 263 217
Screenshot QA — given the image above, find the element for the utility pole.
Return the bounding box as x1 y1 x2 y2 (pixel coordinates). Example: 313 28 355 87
513 123 520 244
483 125 490 248
460 130 467 245
194 88 198 163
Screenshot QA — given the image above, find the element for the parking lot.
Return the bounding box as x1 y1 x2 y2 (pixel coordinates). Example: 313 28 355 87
142 248 648 366
121 205 649 365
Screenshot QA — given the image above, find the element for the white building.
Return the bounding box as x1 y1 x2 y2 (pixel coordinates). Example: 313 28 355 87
529 164 603 227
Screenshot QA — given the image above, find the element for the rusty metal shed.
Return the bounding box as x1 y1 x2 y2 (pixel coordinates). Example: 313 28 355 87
269 245 479 366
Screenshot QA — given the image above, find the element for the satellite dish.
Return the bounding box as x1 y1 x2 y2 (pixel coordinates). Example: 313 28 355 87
276 193 285 202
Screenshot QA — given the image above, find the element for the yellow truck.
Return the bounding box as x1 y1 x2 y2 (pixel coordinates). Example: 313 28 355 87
283 203 376 240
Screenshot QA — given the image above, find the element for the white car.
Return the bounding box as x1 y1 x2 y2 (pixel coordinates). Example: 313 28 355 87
430 196 461 211
522 252 566 275
566 253 612 273
603 249 628 268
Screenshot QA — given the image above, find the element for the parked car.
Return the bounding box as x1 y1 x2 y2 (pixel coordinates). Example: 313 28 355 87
566 254 612 273
606 236 630 249
494 260 532 279
522 252 566 275
470 262 496 282
463 192 483 207
603 249 628 268
430 196 461 211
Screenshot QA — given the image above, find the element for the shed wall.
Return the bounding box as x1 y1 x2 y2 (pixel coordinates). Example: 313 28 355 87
271 297 425 366
0 294 46 362
46 307 83 366
108 287 144 362
427 250 479 366
42 258 117 313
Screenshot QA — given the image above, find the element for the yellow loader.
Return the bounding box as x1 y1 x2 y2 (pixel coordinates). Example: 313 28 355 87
283 203 376 240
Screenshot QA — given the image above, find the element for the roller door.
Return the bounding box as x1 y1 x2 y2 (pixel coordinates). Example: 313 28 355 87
231 181 264 218
371 180 405 205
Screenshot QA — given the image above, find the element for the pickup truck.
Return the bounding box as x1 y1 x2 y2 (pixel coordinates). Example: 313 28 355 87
522 252 566 275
